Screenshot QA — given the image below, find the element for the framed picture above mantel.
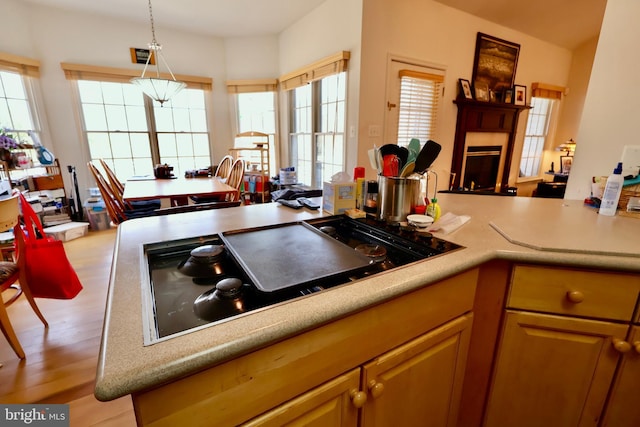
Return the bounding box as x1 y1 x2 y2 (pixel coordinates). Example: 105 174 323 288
471 33 520 96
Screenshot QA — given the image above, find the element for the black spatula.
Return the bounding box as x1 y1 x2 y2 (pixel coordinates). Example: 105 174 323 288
414 140 442 174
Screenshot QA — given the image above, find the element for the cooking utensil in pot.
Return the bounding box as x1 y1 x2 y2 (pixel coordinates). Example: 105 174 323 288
368 148 378 171
382 154 400 177
414 140 442 174
379 144 408 172
400 138 421 177
375 146 383 175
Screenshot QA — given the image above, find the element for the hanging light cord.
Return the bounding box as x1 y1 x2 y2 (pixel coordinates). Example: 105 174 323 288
147 0 157 46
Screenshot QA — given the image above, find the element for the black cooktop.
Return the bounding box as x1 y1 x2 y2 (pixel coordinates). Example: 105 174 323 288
143 215 462 344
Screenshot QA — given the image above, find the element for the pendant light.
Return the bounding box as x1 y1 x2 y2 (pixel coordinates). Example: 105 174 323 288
130 0 186 106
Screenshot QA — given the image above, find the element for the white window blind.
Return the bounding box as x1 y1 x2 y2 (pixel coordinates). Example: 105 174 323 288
396 70 443 147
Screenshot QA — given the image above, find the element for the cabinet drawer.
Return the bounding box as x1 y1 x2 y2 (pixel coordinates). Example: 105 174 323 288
508 265 640 321
33 174 64 190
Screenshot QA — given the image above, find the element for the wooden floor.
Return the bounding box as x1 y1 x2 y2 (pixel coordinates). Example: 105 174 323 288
0 228 137 426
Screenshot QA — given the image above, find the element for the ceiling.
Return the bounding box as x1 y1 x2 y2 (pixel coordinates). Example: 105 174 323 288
22 0 606 49
433 0 607 50
21 0 328 38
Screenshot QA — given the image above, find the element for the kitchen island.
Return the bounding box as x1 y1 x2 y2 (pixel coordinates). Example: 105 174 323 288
95 194 640 426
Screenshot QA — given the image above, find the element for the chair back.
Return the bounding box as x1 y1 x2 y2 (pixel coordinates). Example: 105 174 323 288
0 195 19 232
98 159 132 209
226 159 245 201
215 155 234 179
87 162 127 224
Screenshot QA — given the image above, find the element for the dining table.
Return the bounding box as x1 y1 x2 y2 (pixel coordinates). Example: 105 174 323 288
122 176 238 206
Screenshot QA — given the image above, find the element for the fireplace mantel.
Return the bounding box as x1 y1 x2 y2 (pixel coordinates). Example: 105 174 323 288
451 98 530 191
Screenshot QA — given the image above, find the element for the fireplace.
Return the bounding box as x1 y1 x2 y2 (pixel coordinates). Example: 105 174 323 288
459 132 508 191
451 99 530 192
462 146 502 191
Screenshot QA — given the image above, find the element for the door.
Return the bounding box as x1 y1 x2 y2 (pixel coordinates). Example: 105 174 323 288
484 310 627 427
360 314 472 427
600 325 640 427
384 57 445 147
241 368 360 427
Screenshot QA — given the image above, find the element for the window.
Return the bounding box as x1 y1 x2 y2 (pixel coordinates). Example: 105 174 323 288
0 53 45 179
385 60 444 147
234 90 277 174
62 62 213 181
519 83 564 179
290 84 313 185
281 51 350 188
78 81 210 180
520 98 554 178
290 72 346 188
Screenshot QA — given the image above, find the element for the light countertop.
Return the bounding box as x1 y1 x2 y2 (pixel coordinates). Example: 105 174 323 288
94 194 640 401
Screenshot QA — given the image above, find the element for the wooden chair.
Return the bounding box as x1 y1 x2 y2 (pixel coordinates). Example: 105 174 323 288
191 157 243 204
0 194 48 359
87 162 156 225
215 155 234 180
98 159 160 210
225 158 245 201
98 159 129 208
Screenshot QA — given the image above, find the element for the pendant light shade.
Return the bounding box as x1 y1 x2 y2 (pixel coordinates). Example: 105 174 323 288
131 0 186 106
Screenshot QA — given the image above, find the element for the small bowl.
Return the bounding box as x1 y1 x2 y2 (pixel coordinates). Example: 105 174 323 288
406 214 434 229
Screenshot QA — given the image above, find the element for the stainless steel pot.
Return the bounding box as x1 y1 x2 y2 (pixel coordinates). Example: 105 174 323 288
377 175 421 223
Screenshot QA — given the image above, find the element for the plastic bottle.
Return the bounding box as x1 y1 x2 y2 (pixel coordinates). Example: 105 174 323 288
599 162 624 216
426 197 441 221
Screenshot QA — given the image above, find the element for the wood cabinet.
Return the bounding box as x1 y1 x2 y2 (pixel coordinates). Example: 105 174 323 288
600 325 640 427
131 268 478 427
483 265 640 427
242 369 361 427
360 314 472 427
243 314 472 427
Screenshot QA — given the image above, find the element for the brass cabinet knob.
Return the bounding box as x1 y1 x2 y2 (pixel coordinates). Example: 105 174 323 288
350 389 367 408
633 341 640 354
367 379 385 399
566 291 584 303
612 338 631 353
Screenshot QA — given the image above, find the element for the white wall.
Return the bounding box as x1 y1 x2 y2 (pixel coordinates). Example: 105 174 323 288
278 0 363 175
565 0 638 200
358 0 576 186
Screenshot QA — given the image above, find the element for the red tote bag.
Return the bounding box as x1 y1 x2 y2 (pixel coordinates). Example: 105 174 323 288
18 194 83 299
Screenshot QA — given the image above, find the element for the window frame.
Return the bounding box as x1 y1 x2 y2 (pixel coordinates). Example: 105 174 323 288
288 71 347 188
228 83 279 174
62 62 214 181
280 51 350 188
0 52 49 180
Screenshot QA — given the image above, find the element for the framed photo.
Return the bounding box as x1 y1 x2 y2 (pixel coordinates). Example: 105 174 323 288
503 89 513 104
514 84 527 105
560 156 573 174
474 81 490 102
471 33 520 94
458 78 473 99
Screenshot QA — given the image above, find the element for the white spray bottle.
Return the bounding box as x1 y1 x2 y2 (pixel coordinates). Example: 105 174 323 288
599 162 624 216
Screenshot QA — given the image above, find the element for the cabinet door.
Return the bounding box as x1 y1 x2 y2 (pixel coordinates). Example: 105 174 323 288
360 314 472 427
484 310 627 427
600 325 640 427
241 368 360 427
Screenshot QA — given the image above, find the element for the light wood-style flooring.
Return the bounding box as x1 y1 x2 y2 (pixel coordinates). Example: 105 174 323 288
0 228 137 426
